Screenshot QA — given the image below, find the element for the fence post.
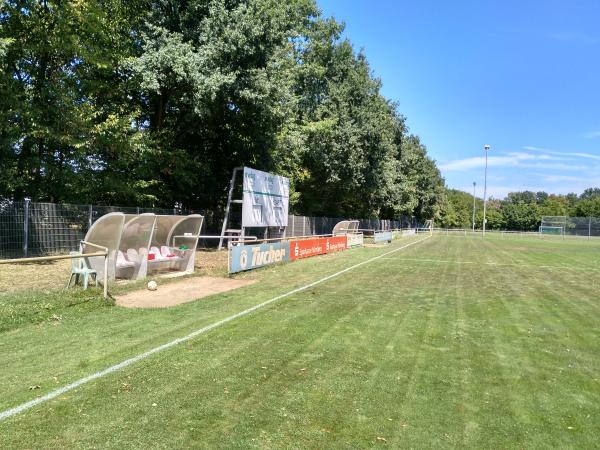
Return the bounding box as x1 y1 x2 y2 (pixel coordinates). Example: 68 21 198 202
23 198 30 257
302 216 306 236
88 204 93 228
589 217 592 239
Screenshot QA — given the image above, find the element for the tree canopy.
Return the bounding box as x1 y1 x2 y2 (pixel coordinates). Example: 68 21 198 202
0 0 445 222
440 189 600 231
2 1 598 226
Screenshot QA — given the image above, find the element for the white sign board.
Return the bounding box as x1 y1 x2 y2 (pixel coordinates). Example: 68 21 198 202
347 233 364 248
242 167 289 228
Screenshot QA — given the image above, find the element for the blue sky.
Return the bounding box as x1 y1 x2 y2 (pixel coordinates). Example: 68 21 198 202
317 0 600 199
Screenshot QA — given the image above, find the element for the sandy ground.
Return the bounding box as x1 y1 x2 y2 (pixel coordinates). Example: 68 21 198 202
115 276 256 308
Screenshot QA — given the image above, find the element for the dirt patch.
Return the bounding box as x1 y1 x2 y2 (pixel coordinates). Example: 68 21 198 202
194 249 228 276
115 276 256 308
0 249 230 294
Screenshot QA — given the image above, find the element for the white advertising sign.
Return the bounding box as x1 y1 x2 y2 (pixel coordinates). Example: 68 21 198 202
242 167 290 227
347 233 364 248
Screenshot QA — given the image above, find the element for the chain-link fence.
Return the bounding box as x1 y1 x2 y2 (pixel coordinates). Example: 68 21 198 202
248 217 410 241
0 199 416 259
541 216 600 237
0 200 202 259
252 217 415 241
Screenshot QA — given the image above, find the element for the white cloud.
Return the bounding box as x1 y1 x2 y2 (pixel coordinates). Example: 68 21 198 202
439 151 584 172
540 174 591 183
457 173 600 199
523 145 600 160
445 146 600 198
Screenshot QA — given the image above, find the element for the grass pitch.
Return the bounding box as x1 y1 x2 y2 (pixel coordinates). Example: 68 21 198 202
1 235 599 448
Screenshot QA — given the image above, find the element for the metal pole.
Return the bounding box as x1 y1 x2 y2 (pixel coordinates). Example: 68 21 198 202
472 182 476 232
103 253 108 299
482 145 491 236
23 198 30 257
219 167 241 250
88 204 93 228
0 250 106 264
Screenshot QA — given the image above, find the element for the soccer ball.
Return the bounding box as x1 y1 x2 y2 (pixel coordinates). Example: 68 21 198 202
147 280 158 291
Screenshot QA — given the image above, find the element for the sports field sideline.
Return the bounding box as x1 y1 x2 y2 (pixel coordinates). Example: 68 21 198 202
1 235 599 448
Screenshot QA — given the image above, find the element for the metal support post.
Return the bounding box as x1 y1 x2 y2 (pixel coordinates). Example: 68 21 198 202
23 198 30 257
219 167 242 250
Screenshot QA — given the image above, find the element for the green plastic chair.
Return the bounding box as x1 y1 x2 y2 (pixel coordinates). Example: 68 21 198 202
66 251 97 290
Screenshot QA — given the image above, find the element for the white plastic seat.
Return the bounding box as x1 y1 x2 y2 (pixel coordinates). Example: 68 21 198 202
126 248 139 263
116 214 156 280
147 214 203 275
149 246 167 261
160 245 179 258
116 250 135 268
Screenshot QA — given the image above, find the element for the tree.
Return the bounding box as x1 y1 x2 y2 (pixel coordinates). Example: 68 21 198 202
575 198 600 217
580 187 600 200
475 199 504 229
0 0 147 203
1 0 447 222
539 195 568 216
501 202 540 231
130 0 321 210
438 189 482 228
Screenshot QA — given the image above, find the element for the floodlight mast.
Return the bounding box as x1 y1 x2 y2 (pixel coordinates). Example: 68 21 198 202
482 144 491 236
472 182 476 232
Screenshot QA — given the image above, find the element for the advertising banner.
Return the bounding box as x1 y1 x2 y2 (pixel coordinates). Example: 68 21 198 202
229 241 290 273
289 236 347 261
346 233 364 248
373 231 393 243
392 229 415 240
242 167 290 228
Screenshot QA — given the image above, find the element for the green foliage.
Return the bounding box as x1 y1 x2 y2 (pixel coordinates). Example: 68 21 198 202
6 1 596 225
438 187 600 231
501 201 540 231
1 0 445 220
438 188 479 228
575 197 600 217
580 187 600 200
0 0 146 203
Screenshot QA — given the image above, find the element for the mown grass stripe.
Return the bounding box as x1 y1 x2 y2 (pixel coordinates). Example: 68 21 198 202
0 236 430 422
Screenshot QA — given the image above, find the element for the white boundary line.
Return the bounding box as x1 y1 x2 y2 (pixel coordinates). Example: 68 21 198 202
0 236 431 422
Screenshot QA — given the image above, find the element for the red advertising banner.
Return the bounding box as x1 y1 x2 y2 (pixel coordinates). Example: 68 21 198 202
289 236 347 261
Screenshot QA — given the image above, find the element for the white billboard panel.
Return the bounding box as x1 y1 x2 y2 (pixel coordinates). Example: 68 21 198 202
242 167 289 228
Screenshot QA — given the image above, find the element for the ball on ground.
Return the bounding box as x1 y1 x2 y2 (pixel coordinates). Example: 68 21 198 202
147 280 158 291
